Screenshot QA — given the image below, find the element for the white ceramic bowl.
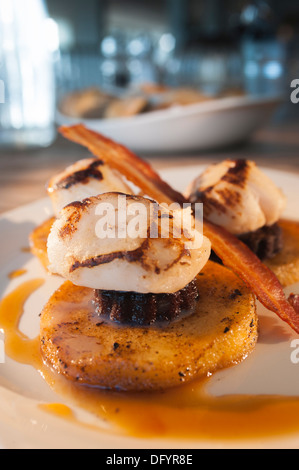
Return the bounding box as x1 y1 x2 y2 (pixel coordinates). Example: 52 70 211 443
56 94 281 154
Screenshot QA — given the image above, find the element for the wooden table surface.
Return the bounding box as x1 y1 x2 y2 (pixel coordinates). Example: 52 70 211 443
0 120 298 214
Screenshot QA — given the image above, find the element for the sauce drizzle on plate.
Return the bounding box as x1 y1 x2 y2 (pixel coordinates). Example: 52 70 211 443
1 279 299 442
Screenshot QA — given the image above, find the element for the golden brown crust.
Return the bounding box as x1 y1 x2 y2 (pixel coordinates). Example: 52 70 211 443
265 219 299 287
29 217 55 270
58 199 92 240
40 261 258 391
221 159 249 187
188 159 248 217
52 159 104 190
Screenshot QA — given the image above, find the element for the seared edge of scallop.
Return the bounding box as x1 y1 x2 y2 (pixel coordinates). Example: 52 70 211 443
47 193 211 294
185 159 286 236
47 157 132 217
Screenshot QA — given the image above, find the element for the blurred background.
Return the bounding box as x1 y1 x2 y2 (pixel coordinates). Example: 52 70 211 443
0 0 299 211
0 0 298 149
49 0 298 99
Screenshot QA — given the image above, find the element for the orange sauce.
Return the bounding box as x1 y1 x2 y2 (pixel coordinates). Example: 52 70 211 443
38 403 76 421
2 279 299 443
0 279 44 367
8 269 27 279
21 246 31 253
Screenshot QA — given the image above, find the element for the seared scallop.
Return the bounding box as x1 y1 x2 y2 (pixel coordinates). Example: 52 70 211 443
47 193 211 294
47 157 132 217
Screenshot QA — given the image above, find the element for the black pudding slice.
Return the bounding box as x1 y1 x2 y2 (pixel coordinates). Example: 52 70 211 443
209 222 283 263
239 222 283 260
94 279 199 326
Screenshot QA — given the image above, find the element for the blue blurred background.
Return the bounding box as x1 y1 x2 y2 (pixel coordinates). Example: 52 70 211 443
0 0 298 148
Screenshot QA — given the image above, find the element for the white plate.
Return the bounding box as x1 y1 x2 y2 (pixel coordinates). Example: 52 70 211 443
56 95 281 153
0 165 299 449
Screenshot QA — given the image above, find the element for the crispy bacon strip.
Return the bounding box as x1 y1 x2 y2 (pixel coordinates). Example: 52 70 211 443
59 124 299 333
59 124 185 205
